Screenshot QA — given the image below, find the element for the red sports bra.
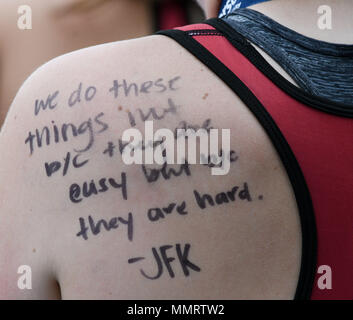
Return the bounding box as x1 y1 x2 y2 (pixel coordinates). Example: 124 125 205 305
158 19 353 300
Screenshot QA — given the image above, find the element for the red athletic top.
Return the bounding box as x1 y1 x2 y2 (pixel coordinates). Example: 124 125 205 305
158 19 353 300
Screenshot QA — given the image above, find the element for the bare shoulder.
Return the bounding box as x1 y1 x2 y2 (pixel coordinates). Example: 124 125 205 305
0 35 301 299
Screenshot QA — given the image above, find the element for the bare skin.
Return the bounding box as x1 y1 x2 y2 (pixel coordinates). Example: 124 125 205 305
0 0 154 127
0 0 351 299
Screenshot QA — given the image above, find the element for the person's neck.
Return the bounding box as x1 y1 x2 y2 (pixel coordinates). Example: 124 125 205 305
248 0 353 44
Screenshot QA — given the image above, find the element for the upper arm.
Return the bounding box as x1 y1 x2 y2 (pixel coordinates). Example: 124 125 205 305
0 35 302 299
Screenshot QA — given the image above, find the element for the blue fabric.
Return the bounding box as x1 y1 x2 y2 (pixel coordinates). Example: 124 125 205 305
218 0 270 17
223 9 353 105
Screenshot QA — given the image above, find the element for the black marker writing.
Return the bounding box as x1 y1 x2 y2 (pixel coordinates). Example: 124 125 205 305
109 77 180 98
147 201 188 222
142 162 191 183
193 182 252 210
45 151 89 177
117 138 164 156
129 243 200 280
126 98 179 127
25 112 108 155
69 172 127 204
103 142 116 157
34 91 59 116
200 149 238 168
76 212 133 241
174 118 213 139
68 82 97 107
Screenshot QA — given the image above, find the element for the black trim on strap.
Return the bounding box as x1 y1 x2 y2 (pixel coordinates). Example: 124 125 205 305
157 28 318 300
205 18 353 118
